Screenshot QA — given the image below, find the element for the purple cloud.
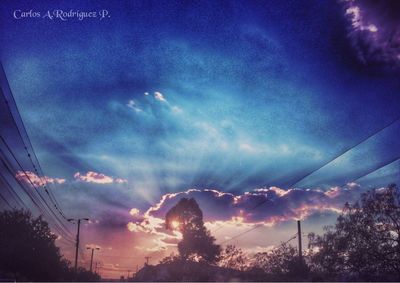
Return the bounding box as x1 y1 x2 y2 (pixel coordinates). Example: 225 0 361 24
342 0 400 71
130 184 366 228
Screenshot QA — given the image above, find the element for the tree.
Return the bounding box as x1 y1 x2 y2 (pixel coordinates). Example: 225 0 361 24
308 184 400 281
165 198 221 263
0 209 67 281
252 242 308 280
218 245 248 271
0 209 100 281
159 252 180 264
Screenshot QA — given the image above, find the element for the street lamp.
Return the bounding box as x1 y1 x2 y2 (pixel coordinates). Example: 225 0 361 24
87 246 100 273
67 218 89 273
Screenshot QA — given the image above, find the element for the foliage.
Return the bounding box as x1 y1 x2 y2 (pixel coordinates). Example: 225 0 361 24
252 242 308 280
155 184 400 281
0 209 100 281
159 252 181 265
218 245 248 271
165 198 221 263
74 267 101 282
308 184 400 281
135 259 247 282
0 209 64 281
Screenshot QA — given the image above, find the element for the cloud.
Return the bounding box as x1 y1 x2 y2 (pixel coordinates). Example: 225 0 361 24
127 202 183 251
239 143 259 154
115 178 128 184
131 185 363 227
342 0 400 70
129 208 140 216
154 91 167 102
74 171 127 184
15 171 66 187
126 91 182 118
171 105 183 114
127 211 182 251
126 184 365 249
127 100 142 113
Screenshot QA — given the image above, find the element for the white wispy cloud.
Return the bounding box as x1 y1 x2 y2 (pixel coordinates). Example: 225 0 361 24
74 171 128 184
127 99 142 112
15 171 66 187
154 91 167 102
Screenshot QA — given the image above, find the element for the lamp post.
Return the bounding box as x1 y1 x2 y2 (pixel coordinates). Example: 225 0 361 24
67 218 89 273
87 246 100 273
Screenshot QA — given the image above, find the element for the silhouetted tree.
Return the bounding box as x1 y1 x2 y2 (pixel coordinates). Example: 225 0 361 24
74 267 101 282
0 209 100 282
0 209 67 281
165 198 221 263
159 252 180 264
252 242 308 280
218 245 248 271
308 184 400 281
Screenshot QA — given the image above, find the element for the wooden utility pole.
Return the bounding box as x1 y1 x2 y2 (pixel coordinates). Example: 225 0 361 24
297 220 302 261
74 219 81 273
68 218 89 273
145 256 151 265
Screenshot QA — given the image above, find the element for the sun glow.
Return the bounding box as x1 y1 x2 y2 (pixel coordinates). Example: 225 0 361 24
171 220 180 229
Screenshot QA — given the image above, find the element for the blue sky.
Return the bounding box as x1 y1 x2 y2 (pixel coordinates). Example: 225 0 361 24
2 0 399 194
1 0 399 277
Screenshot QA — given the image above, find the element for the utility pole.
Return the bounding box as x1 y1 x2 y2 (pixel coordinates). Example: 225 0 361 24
68 218 89 273
297 220 302 261
87 246 100 272
145 256 151 265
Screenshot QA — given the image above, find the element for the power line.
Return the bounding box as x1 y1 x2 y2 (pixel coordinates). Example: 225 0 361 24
0 78 74 233
288 115 400 188
219 224 264 245
338 157 399 187
0 146 74 242
0 165 67 238
97 254 143 259
0 135 65 224
0 63 71 230
211 116 400 235
219 157 399 245
0 153 49 217
99 266 134 272
57 237 76 246
0 169 29 210
0 189 12 208
0 137 73 239
0 119 70 224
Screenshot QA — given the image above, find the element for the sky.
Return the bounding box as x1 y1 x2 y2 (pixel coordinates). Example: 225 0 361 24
1 0 400 279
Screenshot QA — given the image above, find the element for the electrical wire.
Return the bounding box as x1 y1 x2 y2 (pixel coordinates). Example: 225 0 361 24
0 63 72 230
0 169 29 209
211 117 400 236
288 115 400 188
0 146 73 240
0 189 12 208
219 157 399 245
0 137 73 237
